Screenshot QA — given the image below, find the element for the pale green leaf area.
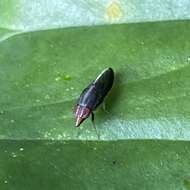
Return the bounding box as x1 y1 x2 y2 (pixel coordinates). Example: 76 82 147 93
1 0 190 40
1 0 190 189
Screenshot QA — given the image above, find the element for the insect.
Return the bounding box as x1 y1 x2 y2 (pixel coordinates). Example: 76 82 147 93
74 68 114 128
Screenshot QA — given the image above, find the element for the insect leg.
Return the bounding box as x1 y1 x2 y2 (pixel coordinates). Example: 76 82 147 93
91 112 100 140
91 111 95 122
76 127 82 138
102 101 110 114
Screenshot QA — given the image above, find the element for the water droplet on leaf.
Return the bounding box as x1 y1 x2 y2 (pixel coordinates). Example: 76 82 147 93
25 84 30 88
10 119 15 123
55 76 61 81
64 74 71 81
0 110 4 115
11 152 17 158
44 94 50 99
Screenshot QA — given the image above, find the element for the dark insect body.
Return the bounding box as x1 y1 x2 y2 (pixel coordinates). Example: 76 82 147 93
75 68 114 127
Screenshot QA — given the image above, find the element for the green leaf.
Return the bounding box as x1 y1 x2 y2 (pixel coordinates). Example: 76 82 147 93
1 21 190 140
1 140 190 190
1 0 190 189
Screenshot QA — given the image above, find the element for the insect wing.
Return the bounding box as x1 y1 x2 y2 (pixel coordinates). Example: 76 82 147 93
94 68 114 98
